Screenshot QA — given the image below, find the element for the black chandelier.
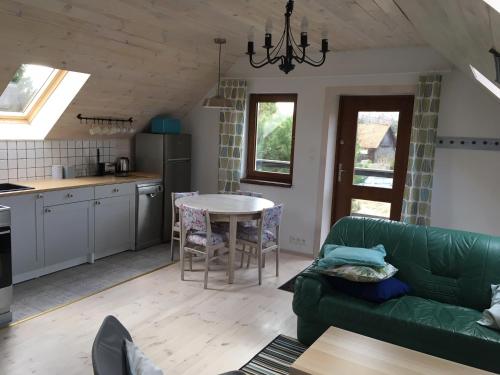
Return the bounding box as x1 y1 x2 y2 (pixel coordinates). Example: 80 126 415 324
246 0 329 74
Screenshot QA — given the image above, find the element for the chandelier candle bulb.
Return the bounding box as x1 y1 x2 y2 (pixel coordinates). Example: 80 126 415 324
265 18 273 34
248 26 255 42
301 16 309 33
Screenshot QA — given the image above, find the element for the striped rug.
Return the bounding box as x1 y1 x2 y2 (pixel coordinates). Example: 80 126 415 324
240 335 308 375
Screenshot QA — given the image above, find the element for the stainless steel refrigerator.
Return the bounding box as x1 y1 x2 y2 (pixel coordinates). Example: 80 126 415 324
135 133 191 241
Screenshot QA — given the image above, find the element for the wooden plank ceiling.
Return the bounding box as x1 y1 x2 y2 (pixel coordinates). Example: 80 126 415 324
0 0 424 138
395 0 500 97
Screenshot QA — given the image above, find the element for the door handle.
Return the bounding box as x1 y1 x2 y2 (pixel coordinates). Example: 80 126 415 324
0 230 11 235
45 208 52 213
338 163 345 183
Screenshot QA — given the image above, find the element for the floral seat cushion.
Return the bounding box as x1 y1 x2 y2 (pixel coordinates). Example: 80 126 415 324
186 230 226 246
237 226 275 244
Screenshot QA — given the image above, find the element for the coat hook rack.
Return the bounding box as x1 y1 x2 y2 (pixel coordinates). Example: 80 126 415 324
437 136 500 151
77 114 134 125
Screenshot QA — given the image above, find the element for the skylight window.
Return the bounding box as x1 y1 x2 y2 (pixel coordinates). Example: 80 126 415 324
470 65 500 100
0 64 66 121
482 0 500 13
0 64 90 140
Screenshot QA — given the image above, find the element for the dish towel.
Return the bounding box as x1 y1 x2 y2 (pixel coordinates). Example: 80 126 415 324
478 284 500 330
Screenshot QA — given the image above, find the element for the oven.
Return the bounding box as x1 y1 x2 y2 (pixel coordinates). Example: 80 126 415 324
0 205 12 326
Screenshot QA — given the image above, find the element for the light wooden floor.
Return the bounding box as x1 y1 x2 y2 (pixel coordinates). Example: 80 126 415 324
0 251 312 375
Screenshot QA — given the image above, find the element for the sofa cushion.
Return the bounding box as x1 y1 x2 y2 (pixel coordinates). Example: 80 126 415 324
319 244 386 268
315 263 398 282
327 277 410 303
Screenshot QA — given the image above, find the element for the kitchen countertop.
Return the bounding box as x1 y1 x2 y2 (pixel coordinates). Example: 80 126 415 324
0 173 162 197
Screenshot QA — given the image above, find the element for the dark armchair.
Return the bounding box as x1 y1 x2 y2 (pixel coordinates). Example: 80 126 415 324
92 315 244 375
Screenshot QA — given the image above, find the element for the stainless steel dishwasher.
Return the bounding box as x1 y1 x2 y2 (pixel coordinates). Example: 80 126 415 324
136 183 164 250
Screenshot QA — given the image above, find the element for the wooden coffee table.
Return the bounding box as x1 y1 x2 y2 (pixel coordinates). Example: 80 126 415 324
290 327 494 375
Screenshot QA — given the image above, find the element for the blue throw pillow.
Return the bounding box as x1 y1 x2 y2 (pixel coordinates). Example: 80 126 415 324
328 277 410 303
318 244 386 268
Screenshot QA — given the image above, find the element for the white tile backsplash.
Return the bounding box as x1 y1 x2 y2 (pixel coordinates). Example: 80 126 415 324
0 138 131 183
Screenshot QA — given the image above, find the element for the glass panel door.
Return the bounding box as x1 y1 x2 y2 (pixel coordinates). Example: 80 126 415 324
332 96 414 222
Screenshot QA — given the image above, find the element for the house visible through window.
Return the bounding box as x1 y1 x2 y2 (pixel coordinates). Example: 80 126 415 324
0 64 66 121
243 93 297 186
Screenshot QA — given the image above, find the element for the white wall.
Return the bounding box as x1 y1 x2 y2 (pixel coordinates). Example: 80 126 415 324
431 70 500 235
183 47 455 254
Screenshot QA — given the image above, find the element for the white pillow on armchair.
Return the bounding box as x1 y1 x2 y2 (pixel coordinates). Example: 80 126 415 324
125 339 164 375
478 284 500 330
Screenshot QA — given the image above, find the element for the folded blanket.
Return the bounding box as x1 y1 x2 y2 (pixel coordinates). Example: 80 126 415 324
478 285 500 330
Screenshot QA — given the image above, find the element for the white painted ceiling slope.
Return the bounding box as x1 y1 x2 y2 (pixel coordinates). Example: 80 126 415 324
0 1 496 139
395 0 500 101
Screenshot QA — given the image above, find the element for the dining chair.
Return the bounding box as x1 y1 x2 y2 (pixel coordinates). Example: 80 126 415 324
235 204 283 285
171 191 199 260
235 191 264 230
180 205 228 289
234 190 263 198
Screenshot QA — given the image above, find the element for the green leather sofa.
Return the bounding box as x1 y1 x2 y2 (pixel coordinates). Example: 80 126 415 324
293 216 500 373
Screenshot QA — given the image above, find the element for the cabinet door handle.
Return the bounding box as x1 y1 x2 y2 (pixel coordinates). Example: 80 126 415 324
37 193 44 199
66 193 74 198
45 208 51 213
95 201 101 206
113 188 119 193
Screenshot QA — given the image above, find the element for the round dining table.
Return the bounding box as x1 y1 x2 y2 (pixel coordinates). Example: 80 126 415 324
175 193 275 283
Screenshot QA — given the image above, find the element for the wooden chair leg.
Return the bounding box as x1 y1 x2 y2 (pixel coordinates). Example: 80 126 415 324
204 250 210 289
189 253 193 271
246 246 253 268
170 233 175 261
257 247 263 285
263 254 266 268
276 246 280 277
240 244 245 268
180 246 185 281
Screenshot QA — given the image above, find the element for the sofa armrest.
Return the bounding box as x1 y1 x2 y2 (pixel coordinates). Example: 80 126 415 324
292 271 330 317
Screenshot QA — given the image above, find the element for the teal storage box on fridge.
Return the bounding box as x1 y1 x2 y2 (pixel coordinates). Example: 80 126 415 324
151 117 181 134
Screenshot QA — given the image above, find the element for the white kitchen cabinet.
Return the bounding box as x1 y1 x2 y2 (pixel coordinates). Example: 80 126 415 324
0 193 43 283
94 194 134 259
43 200 94 273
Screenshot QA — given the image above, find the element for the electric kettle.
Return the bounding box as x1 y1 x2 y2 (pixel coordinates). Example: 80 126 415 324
115 157 130 177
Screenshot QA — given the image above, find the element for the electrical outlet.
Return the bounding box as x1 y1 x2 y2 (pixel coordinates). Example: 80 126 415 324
289 236 306 247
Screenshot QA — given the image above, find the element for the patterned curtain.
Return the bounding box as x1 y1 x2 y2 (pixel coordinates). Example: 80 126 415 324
401 74 442 225
218 79 247 192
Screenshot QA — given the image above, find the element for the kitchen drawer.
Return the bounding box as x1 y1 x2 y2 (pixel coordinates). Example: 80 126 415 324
95 183 134 199
43 187 94 206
